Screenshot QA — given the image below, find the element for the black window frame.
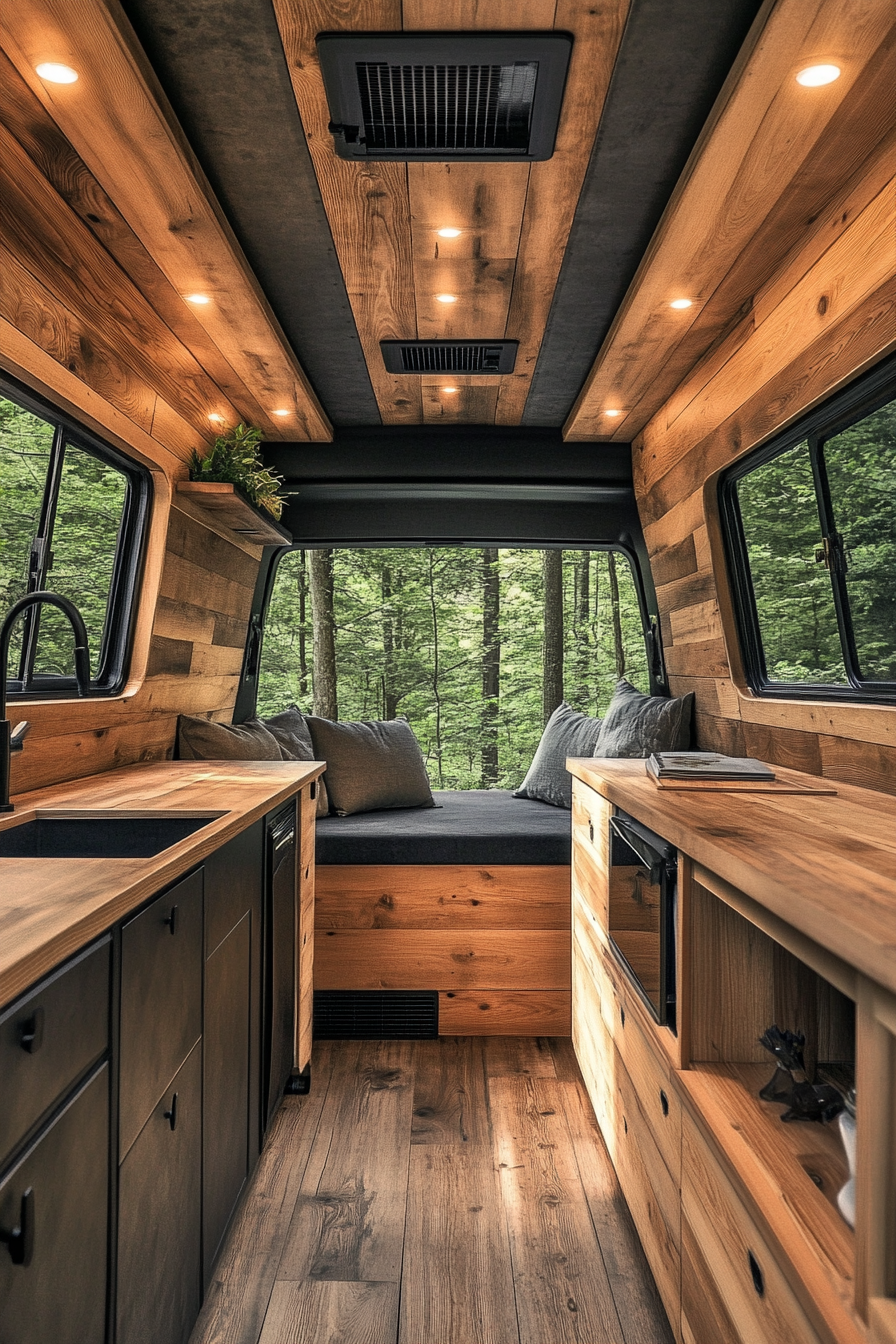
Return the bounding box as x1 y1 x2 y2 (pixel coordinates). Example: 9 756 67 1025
720 352 896 705
1 373 152 700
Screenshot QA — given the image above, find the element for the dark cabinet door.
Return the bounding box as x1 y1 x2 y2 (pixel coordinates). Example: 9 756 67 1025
117 1042 201 1344
202 912 250 1286
119 869 203 1157
264 809 296 1135
0 1065 108 1344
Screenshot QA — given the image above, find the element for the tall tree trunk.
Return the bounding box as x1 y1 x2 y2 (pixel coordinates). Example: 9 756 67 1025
542 549 564 725
382 563 398 719
297 549 308 697
575 550 590 708
427 550 443 786
607 550 626 678
481 547 500 787
309 548 338 718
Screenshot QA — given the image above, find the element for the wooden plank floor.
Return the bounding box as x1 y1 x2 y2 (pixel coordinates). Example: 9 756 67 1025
190 1037 673 1344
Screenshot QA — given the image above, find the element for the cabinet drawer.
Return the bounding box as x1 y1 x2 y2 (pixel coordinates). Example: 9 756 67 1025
614 991 681 1185
0 1065 108 1344
572 908 615 1138
119 868 203 1157
682 1115 820 1344
0 939 110 1169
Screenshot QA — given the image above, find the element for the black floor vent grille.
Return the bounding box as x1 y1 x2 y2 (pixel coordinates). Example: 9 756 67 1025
314 990 439 1039
317 34 572 162
381 340 518 374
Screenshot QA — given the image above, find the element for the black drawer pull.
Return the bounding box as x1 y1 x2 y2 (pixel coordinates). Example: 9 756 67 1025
1 1187 34 1267
163 1092 178 1131
659 1089 669 1117
310 780 317 800
163 905 178 936
620 1006 626 1028
19 1005 45 1054
748 1250 764 1297
588 821 594 843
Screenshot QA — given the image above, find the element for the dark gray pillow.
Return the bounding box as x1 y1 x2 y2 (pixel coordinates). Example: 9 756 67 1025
513 701 603 809
592 679 694 758
305 715 436 817
261 705 329 816
177 714 282 761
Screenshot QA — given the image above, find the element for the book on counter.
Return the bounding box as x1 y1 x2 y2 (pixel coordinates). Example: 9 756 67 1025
646 751 775 781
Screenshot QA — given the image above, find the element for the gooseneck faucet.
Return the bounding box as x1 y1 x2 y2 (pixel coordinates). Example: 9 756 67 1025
0 592 91 813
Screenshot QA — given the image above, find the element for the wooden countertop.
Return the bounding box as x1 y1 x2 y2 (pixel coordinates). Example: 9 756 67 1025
568 758 896 998
0 760 324 1009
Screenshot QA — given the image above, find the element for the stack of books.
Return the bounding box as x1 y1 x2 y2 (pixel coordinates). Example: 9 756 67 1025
646 751 775 782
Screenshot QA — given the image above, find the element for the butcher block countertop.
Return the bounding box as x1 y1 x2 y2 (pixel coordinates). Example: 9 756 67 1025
568 758 896 999
0 760 324 1009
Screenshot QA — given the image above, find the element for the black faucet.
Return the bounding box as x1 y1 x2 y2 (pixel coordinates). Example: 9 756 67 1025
0 592 91 812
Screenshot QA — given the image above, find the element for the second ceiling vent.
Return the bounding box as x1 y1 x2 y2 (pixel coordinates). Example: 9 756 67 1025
317 32 572 161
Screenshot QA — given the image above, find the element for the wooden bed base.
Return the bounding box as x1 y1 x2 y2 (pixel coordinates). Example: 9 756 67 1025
314 864 572 1035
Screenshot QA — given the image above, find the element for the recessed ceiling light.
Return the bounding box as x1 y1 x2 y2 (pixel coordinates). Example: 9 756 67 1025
208 413 225 423
604 409 622 417
186 293 210 304
442 386 459 394
669 297 693 310
437 227 462 238
436 293 458 304
35 62 78 84
796 64 841 87
273 409 290 417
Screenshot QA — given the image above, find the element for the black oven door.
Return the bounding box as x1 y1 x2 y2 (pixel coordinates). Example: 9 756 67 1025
608 811 677 1031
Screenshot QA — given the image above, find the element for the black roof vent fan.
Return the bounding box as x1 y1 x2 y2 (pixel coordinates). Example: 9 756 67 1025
381 340 518 374
317 32 572 161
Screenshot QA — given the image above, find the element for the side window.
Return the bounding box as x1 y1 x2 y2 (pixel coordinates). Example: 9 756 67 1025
723 368 896 699
0 383 150 697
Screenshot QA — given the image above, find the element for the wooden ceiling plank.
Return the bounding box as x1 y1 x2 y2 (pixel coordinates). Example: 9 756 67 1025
495 0 632 425
0 50 274 436
421 381 501 423
408 162 530 263
1 0 331 441
414 258 517 340
270 0 421 425
564 0 896 441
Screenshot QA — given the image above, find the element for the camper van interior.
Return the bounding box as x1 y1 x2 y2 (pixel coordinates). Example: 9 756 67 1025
1 0 895 1341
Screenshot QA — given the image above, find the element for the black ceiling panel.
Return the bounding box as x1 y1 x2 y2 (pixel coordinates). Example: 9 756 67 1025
523 0 764 425
119 0 379 426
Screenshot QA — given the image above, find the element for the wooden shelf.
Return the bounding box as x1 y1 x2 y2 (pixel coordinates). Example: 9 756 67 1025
176 481 291 545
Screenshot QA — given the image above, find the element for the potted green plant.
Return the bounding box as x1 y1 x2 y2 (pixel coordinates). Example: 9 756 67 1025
188 422 286 520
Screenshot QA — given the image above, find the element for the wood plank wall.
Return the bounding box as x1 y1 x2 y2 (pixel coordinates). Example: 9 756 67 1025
635 139 896 794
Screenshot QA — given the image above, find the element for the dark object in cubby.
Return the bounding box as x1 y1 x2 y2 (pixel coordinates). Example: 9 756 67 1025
758 1025 845 1124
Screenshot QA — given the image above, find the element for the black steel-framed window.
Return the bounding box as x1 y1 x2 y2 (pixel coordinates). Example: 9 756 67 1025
720 354 896 703
0 374 151 698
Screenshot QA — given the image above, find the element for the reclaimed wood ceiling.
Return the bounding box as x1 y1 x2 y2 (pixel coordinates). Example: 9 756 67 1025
270 0 631 427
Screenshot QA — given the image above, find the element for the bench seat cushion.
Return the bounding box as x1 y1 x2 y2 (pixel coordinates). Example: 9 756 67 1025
316 789 571 866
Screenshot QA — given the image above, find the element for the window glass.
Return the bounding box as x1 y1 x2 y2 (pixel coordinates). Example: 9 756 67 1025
33 443 128 679
0 397 54 672
822 402 896 682
258 546 649 790
736 441 847 685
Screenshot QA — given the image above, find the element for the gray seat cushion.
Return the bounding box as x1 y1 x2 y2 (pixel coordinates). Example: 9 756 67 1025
316 789 571 866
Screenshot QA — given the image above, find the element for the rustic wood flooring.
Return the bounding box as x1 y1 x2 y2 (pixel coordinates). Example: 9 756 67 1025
189 1036 673 1344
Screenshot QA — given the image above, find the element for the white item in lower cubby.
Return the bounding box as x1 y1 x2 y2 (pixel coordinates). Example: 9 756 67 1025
836 1107 856 1228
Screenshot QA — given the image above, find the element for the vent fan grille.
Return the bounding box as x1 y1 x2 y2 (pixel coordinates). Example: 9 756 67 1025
314 990 439 1040
381 340 518 374
357 61 537 153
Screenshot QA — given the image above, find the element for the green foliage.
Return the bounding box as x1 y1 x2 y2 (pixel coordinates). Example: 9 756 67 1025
258 546 650 790
189 422 285 520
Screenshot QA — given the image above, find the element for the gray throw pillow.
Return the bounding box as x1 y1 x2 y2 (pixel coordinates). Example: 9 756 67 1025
262 705 329 817
177 714 282 761
305 715 436 816
592 679 694 758
513 701 603 809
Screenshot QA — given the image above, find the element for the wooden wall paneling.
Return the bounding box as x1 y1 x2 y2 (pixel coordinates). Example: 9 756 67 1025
565 0 896 441
2 0 330 442
9 715 177 795
0 50 272 432
270 0 420 425
314 929 571 991
495 0 632 424
688 881 775 1064
439 989 571 1035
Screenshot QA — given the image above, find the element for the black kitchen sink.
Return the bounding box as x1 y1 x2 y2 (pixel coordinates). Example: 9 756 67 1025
0 813 222 859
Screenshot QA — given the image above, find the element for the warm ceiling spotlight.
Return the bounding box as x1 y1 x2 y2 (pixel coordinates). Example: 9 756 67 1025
35 62 78 84
435 293 458 304
208 413 225 423
796 63 841 87
273 409 290 417
436 227 462 238
442 386 459 394
669 297 693 310
604 409 622 417
186 293 210 304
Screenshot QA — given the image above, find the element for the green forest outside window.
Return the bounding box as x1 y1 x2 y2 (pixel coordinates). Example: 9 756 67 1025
723 365 896 700
0 381 150 697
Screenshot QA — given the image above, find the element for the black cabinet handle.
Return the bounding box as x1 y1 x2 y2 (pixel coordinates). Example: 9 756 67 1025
19 1005 44 1054
660 1089 669 1117
748 1250 764 1297
620 1006 626 1028
588 821 594 843
310 780 317 800
163 1092 178 1131
1 1187 35 1267
163 905 178 936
